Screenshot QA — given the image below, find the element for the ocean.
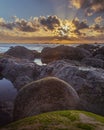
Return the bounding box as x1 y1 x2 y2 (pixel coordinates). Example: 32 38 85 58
0 43 61 53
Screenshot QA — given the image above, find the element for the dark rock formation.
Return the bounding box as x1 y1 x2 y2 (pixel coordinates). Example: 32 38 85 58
32 50 41 58
77 44 99 54
94 54 104 61
39 60 104 116
41 45 92 64
5 46 40 60
81 58 104 68
14 77 79 120
94 46 104 56
0 62 3 79
0 101 13 126
0 57 41 89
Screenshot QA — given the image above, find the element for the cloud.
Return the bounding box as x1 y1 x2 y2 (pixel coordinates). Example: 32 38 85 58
0 18 5 23
94 16 103 24
39 15 61 30
73 18 89 30
0 17 40 32
69 0 104 16
69 0 85 9
0 16 61 32
91 24 104 33
0 15 104 43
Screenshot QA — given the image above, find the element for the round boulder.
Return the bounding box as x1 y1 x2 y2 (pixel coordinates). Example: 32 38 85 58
5 46 39 60
14 77 79 120
41 45 92 64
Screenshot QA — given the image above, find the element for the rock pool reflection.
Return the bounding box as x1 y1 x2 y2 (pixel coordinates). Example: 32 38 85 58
34 58 46 66
0 78 17 102
0 78 17 126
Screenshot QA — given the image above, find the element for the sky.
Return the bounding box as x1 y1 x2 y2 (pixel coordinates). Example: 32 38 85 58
0 0 104 44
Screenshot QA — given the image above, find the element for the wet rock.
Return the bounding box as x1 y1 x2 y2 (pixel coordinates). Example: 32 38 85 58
41 45 92 64
5 46 40 60
39 60 104 115
81 58 104 68
14 77 79 120
0 101 13 126
0 57 41 89
77 44 99 54
32 50 41 58
94 46 104 56
94 54 104 61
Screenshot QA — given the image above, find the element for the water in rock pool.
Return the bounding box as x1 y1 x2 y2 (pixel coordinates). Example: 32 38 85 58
0 78 17 102
0 78 17 126
34 58 46 66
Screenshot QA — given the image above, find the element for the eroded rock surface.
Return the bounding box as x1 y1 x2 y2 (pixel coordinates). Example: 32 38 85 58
14 77 79 120
0 57 41 89
39 60 104 115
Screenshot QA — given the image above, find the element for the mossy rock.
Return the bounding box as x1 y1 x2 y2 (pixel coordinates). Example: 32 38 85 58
1 110 104 130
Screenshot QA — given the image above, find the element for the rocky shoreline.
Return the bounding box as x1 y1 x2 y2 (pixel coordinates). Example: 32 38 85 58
0 44 104 126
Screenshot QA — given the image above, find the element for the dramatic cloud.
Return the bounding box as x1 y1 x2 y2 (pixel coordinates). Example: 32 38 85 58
71 17 89 36
72 18 89 30
39 15 61 30
69 0 85 9
69 0 104 16
94 16 103 24
0 17 40 32
0 15 104 43
0 16 61 32
91 24 104 33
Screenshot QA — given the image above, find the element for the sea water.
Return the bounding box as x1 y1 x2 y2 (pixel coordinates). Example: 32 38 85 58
0 43 60 53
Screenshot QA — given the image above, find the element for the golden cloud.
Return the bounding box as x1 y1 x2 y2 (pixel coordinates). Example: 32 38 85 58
0 15 104 43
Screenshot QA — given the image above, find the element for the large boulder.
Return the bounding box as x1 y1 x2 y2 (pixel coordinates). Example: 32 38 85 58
39 60 104 115
0 57 41 89
13 77 79 120
41 45 92 64
5 46 40 60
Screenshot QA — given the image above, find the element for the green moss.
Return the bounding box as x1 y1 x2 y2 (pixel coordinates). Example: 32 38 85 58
76 123 95 130
1 110 104 130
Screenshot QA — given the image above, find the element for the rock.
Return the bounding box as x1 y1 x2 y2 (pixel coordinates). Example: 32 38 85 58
1 110 104 130
81 58 104 68
32 50 41 58
77 44 99 54
39 60 104 116
13 77 79 120
5 46 40 60
0 57 41 89
94 54 104 61
41 45 92 64
13 76 33 90
0 101 13 126
94 46 104 56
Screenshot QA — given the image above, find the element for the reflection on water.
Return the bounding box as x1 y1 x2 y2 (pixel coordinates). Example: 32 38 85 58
0 78 17 102
0 78 17 126
34 58 46 66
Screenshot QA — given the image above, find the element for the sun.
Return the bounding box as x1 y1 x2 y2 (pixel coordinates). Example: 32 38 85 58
58 25 70 37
